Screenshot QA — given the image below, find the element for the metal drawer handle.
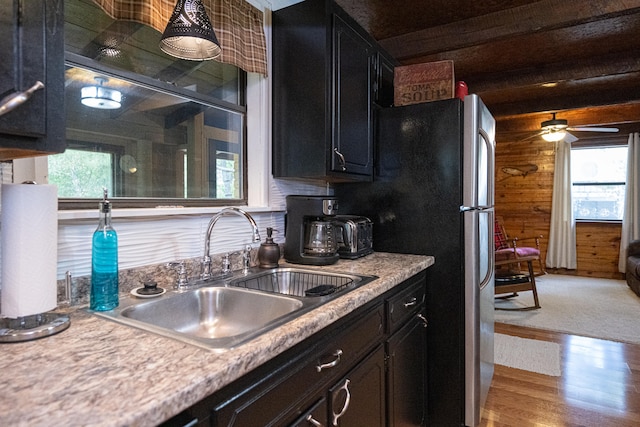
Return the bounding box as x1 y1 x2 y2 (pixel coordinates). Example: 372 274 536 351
417 313 428 328
403 297 417 308
332 378 351 426
305 414 323 426
0 81 44 117
317 349 343 372
334 148 347 171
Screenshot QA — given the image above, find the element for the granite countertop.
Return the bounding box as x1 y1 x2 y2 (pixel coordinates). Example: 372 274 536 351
0 252 433 427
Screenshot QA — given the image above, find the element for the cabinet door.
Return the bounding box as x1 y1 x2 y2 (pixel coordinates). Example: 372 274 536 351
331 14 374 177
329 345 386 427
386 312 427 426
0 0 65 159
376 53 395 108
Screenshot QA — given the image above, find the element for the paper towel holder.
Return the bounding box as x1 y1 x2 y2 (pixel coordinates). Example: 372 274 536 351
0 266 70 342
0 313 70 343
0 183 71 342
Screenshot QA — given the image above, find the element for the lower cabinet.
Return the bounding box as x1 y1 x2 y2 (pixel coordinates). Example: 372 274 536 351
161 271 427 427
329 345 386 426
387 312 428 426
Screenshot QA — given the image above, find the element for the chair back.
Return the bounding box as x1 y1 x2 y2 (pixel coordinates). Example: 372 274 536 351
494 218 509 250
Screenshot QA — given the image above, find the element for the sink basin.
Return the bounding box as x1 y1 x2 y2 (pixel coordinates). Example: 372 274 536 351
123 287 303 338
228 267 373 297
94 267 377 351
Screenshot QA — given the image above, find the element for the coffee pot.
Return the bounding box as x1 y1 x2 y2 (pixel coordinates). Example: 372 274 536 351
303 219 337 256
284 195 339 265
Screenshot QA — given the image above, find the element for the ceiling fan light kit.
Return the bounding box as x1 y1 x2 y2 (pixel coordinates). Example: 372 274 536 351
532 113 619 142
541 130 566 142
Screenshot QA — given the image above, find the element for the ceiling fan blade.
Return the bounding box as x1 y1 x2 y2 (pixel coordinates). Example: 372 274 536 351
567 126 619 133
563 132 579 143
518 130 544 142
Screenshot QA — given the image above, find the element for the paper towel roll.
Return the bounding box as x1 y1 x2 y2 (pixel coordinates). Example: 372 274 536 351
1 183 58 318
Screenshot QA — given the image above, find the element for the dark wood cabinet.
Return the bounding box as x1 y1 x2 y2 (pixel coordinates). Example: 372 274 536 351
161 271 427 427
375 52 396 108
386 272 428 426
0 0 65 160
272 0 395 182
330 345 386 426
387 312 427 426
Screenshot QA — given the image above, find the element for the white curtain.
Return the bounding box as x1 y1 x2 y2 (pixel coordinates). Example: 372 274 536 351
547 140 577 269
618 132 640 272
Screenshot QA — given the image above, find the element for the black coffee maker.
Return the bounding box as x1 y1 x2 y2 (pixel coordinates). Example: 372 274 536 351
284 195 340 265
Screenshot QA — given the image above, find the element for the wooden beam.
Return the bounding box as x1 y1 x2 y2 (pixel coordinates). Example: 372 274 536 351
467 50 640 94
488 85 640 117
379 0 640 60
496 103 640 132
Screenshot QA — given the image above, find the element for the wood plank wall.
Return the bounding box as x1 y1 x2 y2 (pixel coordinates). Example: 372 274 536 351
495 138 624 280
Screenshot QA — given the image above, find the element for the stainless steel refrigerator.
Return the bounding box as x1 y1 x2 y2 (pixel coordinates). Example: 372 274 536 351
335 94 495 426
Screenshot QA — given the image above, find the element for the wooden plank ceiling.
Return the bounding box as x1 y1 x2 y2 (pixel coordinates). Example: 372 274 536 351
335 0 640 143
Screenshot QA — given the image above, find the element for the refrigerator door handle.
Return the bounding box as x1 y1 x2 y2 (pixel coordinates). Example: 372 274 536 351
479 127 495 208
479 210 495 291
460 205 492 212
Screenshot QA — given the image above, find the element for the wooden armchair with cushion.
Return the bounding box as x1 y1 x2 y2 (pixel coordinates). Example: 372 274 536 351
494 216 546 276
493 217 543 310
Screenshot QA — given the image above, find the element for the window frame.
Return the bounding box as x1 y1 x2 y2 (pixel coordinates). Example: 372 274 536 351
570 138 628 223
57 52 249 210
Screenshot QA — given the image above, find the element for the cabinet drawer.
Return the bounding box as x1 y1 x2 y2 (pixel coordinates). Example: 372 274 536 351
386 273 426 333
314 303 384 380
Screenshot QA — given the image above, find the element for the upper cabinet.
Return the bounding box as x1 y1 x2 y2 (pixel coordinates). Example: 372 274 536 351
272 0 397 182
0 0 65 160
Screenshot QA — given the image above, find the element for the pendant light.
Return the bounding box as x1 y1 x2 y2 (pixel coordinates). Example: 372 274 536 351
160 0 221 61
81 77 122 109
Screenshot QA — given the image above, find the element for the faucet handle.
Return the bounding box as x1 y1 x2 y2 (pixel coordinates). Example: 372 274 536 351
201 255 212 280
222 253 231 274
166 261 189 289
243 245 252 272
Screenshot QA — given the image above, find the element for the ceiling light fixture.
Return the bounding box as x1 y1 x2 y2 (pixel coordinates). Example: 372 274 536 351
160 0 221 61
541 129 567 142
81 77 121 109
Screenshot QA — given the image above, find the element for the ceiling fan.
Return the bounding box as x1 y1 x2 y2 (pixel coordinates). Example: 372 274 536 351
524 113 619 143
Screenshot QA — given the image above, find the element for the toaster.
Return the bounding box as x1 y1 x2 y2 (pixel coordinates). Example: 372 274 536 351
333 215 374 259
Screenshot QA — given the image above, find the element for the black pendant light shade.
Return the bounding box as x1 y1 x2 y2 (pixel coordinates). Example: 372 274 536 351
160 0 221 61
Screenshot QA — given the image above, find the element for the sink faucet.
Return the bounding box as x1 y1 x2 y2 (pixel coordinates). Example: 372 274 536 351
201 207 261 280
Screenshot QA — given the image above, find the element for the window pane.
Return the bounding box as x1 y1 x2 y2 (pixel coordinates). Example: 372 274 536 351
573 184 626 220
49 149 113 197
51 66 244 201
572 146 627 183
571 146 627 220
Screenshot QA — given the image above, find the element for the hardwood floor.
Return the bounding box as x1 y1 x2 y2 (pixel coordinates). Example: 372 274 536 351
480 323 640 427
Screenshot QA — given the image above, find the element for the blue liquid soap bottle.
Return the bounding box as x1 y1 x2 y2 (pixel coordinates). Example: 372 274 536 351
90 188 119 311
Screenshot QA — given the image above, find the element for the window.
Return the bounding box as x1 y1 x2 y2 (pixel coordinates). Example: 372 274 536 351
571 145 628 221
50 0 247 208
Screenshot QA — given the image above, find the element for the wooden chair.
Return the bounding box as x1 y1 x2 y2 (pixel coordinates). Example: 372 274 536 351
494 255 541 310
494 216 546 276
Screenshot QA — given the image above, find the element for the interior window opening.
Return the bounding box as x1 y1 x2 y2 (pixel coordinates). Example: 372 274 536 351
53 0 248 209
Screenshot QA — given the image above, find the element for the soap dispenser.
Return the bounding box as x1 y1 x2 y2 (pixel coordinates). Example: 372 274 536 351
90 188 119 311
258 227 280 268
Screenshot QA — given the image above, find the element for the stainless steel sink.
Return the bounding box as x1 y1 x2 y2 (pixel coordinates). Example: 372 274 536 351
93 267 377 351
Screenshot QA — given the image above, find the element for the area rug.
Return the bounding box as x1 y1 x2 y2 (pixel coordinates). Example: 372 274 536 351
494 274 640 344
494 333 561 376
